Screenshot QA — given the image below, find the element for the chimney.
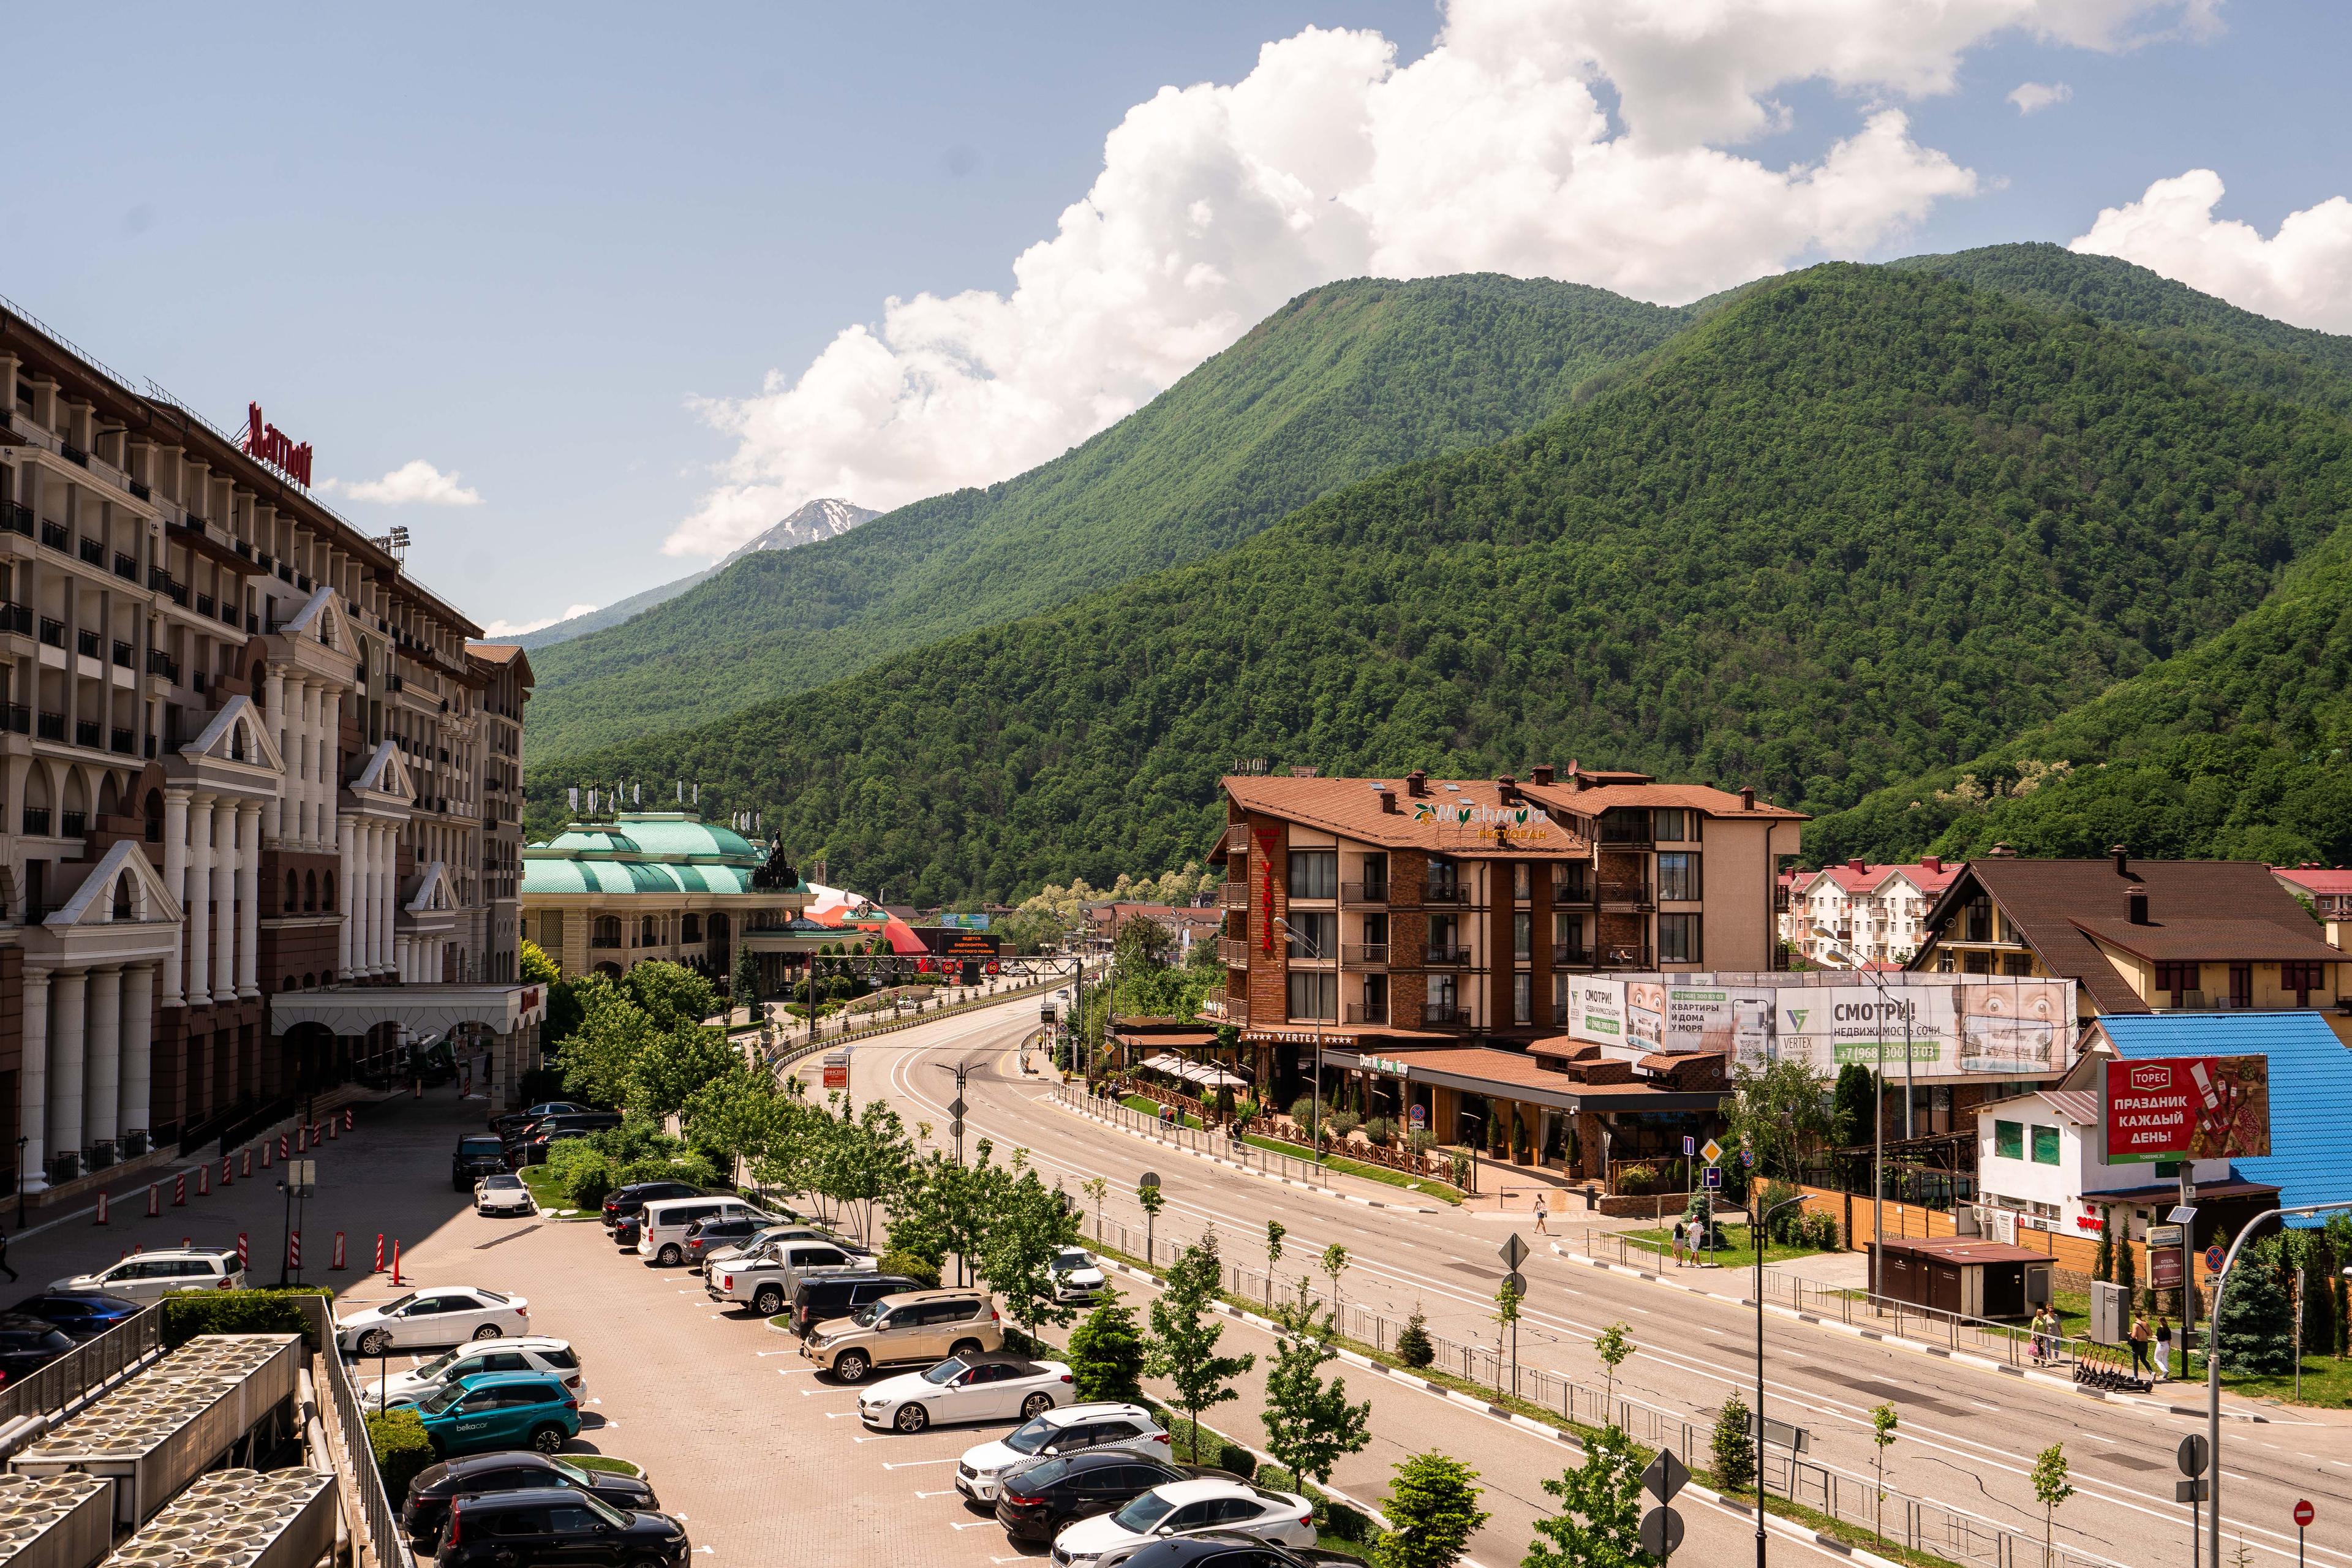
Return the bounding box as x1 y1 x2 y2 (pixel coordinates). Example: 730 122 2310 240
2127 887 2150 925
1739 786 1755 812
1921 854 1942 873
1406 770 1428 798
1375 786 1399 815
1531 764 1556 786
2111 844 2130 877
1847 859 1866 875
1496 774 1518 804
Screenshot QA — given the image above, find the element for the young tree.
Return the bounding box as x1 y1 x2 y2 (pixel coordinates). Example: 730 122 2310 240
1525 1422 1651 1568
1080 1176 1109 1245
1145 1237 1255 1461
1136 1180 1166 1265
2214 1242 2297 1376
1593 1321 1633 1417
1373 1453 1488 1568
1494 1277 1523 1395
679 1063 784 1179
1258 1300 1372 1491
731 944 761 1016
2032 1442 2074 1568
519 937 560 985
627 1022 739 1118
1265 1220 1286 1310
2094 1207 2114 1283
1722 1059 1836 1185
1869 1403 1899 1542
1066 1294 1147 1402
625 960 722 1030
1710 1395 1755 1493
1396 1310 1434 1370
979 1169 1086 1340
1322 1243 1352 1327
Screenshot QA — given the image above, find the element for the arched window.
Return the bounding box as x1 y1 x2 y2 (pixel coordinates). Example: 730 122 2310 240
98 774 122 818
111 872 134 922
682 914 702 943
323 870 336 909
286 870 301 911
592 916 621 949
639 915 658 947
304 871 319 913
303 972 317 989
143 790 163 845
251 662 265 695
229 721 246 762
284 976 298 994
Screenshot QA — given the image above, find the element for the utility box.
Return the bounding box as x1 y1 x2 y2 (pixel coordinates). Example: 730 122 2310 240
2090 1280 2130 1346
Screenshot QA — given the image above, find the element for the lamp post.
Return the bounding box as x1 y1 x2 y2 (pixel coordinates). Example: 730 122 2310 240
1273 917 1325 1166
1754 1189 1812 1567
1820 937 1897 1299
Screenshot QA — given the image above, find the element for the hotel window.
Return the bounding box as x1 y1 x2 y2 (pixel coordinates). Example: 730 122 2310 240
1286 910 1335 960
1513 971 1532 1024
2155 961 2196 1004
1658 913 1702 965
2030 1125 2060 1166
1513 862 1531 902
1551 861 1590 902
1652 808 1688 842
1286 971 1336 1022
1430 973 1460 1020
1513 913 1532 961
1551 971 1570 1025
1657 852 1701 902
1287 850 1337 899
2228 963 2253 1008
1994 1120 2024 1160
2282 960 2326 1005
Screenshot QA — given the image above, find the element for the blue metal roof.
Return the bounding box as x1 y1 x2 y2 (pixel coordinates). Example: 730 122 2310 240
2100 1012 2352 1227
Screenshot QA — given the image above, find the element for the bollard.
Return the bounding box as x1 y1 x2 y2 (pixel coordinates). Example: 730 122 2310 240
277 1133 288 1160
241 1148 252 1179
295 1127 307 1154
219 1155 232 1188
181 1235 190 1248
94 1189 108 1226
412 1077 422 1099
237 1233 249 1271
390 1240 404 1286
342 1109 353 1133
146 1184 160 1218
287 1231 301 1270
261 1140 273 1170
172 1173 187 1207
330 1232 347 1270
196 1166 210 1197
328 1118 338 1141
373 1233 386 1273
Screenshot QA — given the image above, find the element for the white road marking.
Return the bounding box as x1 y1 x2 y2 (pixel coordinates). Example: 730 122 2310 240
881 1458 960 1469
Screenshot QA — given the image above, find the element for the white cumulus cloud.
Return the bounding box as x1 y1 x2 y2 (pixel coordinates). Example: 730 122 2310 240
2071 169 2352 332
667 0 2218 559
480 604 600 639
322 459 484 507
2007 81 2073 113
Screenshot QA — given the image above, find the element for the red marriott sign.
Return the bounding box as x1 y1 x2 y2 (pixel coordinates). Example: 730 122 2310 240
241 402 314 487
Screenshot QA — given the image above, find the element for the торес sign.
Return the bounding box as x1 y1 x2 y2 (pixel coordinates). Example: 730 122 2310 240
2101 1055 2271 1164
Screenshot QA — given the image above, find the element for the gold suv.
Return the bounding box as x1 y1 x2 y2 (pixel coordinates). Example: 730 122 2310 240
802 1289 1002 1382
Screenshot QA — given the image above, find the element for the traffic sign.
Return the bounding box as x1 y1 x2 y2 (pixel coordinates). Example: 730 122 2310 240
285 1160 317 1198
1409 1104 1427 1127
1681 1136 1695 1158
1503 1270 1528 1298
949 1097 968 1119
948 1120 965 1140
1642 1450 1690 1504
2295 1499 2315 1528
1747 1412 1810 1453
1500 1234 1529 1270
1702 1166 1723 1190
1638 1506 1684 1558
1139 1172 1161 1189
1701 1139 1723 1164
2176 1479 2209 1504
2206 1245 2226 1273
2147 1224 2184 1249
2176 1434 2209 1477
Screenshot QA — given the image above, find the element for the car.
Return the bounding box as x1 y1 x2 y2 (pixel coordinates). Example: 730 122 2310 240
8 1292 144 1341
636 1196 772 1267
993 1453 1238 1545
401 1452 656 1553
491 1102 592 1137
507 1124 606 1169
698 1221 840 1276
1052 1247 1108 1303
49 1248 244 1303
706 1238 868 1313
336 1286 532 1357
437 1488 688 1568
362 1336 584 1411
680 1215 766 1271
600 1180 706 1230
956 1401 1168 1504
475 1173 536 1217
413 1371 580 1459
1047 1479 1317 1566
611 1215 644 1250
855 1354 1073 1434
1103 1534 1362 1568
802 1289 1002 1382
0 1315 77 1380
785 1273 925 1339
452 1135 510 1191
503 1110 622 1158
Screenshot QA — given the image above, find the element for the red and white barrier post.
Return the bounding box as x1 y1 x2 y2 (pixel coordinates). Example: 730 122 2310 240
146 1184 160 1218
372 1233 385 1273
390 1241 404 1286
219 1155 232 1187
241 1149 253 1179
287 1231 301 1270
261 1140 273 1170
342 1109 353 1133
237 1233 249 1271
196 1166 210 1197
94 1189 108 1226
277 1133 288 1160
172 1173 187 1207
330 1232 347 1271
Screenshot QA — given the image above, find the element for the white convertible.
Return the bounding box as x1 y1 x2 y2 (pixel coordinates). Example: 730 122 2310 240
334 1287 531 1356
856 1354 1072 1434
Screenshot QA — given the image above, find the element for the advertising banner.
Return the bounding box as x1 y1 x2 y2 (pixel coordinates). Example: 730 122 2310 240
1575 978 1627 1043
1626 981 1666 1052
2101 1055 2272 1164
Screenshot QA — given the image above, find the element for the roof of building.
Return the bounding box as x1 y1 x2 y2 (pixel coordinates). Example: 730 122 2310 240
1222 776 1589 859
1520 779 1807 824
1871 1236 2051 1266
1921 858 2345 1015
2037 1089 2100 1125
521 811 795 899
2271 865 2352 897
2095 1012 2352 1224
1800 859 1964 898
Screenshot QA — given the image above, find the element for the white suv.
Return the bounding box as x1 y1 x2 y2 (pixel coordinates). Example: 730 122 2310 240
954 1401 1169 1503
637 1196 772 1267
50 1248 243 1302
363 1336 584 1410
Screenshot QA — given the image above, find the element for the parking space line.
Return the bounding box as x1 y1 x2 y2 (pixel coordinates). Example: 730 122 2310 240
881 1458 959 1469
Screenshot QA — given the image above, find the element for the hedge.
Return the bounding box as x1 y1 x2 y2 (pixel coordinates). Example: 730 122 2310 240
366 1408 437 1507
162 1286 335 1350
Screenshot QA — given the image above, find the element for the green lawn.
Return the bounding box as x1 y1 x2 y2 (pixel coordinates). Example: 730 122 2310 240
565 1455 642 1476
1123 1094 1204 1129
1623 1226 1824 1271
1237 1134 1464 1205
519 1164 570 1210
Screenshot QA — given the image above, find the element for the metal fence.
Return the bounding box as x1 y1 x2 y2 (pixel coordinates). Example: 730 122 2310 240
1058 1085 1343 1189
300 1295 413 1568
0 1300 166 1433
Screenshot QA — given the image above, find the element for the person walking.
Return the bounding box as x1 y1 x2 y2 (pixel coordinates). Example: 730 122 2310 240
1532 1194 1549 1235
2029 1306 2053 1363
2153 1316 2172 1382
1671 1217 1688 1268
0 1227 15 1284
2127 1310 2153 1380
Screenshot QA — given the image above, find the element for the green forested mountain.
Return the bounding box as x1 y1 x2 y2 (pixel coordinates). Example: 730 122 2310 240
526 265 2352 903
523 274 1687 762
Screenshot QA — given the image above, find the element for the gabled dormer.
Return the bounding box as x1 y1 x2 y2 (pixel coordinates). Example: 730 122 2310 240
165 694 285 797
347 738 416 813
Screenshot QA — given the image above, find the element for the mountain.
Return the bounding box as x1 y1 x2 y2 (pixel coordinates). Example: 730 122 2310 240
520 274 1691 761
497 499 878 650
524 265 2352 903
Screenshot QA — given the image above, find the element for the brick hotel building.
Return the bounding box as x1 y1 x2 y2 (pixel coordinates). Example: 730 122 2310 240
0 304 541 1204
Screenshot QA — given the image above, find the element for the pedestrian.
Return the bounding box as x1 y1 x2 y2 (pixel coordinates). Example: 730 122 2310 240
1672 1217 1688 1268
1533 1194 1549 1235
2127 1310 2152 1379
0 1226 15 1284
2029 1306 2051 1363
2153 1316 2171 1382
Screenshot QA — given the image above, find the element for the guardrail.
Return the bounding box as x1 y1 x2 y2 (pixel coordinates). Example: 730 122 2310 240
741 978 1060 1081
301 1295 412 1568
0 1301 166 1436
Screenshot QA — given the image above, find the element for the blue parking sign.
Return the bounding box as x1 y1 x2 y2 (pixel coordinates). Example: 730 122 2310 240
1682 1136 1695 1157
1703 1166 1723 1189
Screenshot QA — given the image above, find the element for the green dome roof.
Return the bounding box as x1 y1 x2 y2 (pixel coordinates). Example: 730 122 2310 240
522 812 774 899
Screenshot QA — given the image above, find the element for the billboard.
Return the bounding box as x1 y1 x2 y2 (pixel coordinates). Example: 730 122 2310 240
918 927 1001 959
2101 1055 2271 1164
937 913 992 931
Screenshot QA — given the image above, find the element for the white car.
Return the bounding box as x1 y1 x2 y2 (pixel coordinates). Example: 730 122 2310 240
51 1248 244 1303
361 1336 583 1410
1050 1248 1107 1303
699 1223 841 1278
475 1173 535 1216
334 1286 531 1357
856 1354 1073 1434
955 1401 1166 1504
1049 1479 1317 1566
636 1196 772 1267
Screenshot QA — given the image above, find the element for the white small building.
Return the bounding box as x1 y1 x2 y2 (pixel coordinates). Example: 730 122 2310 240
1972 1088 2234 1243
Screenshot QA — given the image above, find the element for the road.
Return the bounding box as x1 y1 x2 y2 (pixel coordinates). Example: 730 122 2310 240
835 996 2352 1568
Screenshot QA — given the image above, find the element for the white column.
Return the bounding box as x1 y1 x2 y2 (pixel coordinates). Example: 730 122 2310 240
337 821 355 979
364 822 384 975
293 680 312 846
360 823 379 975
186 796 214 1001
85 967 121 1151
319 689 341 851
161 790 189 1005
380 826 399 975
393 935 409 983
236 802 261 999
263 668 286 839
18 971 48 1191
211 803 237 1005
47 971 86 1171
121 964 153 1142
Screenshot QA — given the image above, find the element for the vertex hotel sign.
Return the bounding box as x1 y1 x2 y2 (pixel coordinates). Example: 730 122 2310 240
2101 1055 2271 1164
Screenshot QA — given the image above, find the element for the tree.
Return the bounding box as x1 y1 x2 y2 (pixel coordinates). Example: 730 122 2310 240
1258 1300 1371 1491
679 1063 785 1177
1831 1063 1875 1148
1525 1422 1653 1568
627 1023 738 1118
1397 1310 1434 1369
1136 1180 1166 1264
1373 1453 1488 1568
979 1170 1085 1338
625 960 721 1030
1145 1236 1254 1460
2116 1222 2136 1297
1067 1294 1147 1402
2031 1443 2073 1568
2093 1207 2113 1283
1869 1403 1899 1542
1080 1176 1109 1245
1494 1277 1523 1394
519 938 560 985
2214 1242 2297 1376
1710 1395 1755 1493
731 943 761 1012
1593 1322 1632 1417
557 984 662 1106
1722 1059 1836 1189
1322 1243 1352 1327
1265 1220 1286 1310
2294 1231 2335 1363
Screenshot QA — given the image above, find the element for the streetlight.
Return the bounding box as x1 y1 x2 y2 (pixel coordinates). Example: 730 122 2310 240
2201 1200 2352 1567
1818 936 1905 1302
1753 1189 1812 1567
1272 916 1326 1166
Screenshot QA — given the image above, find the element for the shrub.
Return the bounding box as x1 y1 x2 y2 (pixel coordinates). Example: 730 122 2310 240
1396 1311 1434 1368
1289 1096 1324 1128
1067 1298 1147 1403
1616 1163 1657 1195
1361 1117 1394 1147
163 1286 334 1350
1321 1501 1379 1544
1408 1129 1436 1158
1234 1098 1259 1124
1216 1442 1259 1482
1758 1182 1803 1243
1448 1151 1471 1189
1804 1212 1842 1251
546 1142 616 1208
1711 1394 1756 1493
367 1408 437 1507
1327 1111 1363 1142
876 1249 941 1289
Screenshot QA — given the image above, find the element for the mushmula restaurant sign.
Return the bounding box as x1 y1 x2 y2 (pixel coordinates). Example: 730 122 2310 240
2101 1055 2271 1164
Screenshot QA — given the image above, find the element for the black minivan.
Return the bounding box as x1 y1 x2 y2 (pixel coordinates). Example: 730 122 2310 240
788 1272 925 1338
439 1489 687 1567
452 1135 509 1191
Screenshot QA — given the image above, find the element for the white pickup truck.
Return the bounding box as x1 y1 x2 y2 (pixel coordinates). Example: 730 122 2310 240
705 1237 873 1316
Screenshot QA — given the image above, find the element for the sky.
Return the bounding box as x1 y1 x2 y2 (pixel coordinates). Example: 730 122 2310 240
7 2 2348 636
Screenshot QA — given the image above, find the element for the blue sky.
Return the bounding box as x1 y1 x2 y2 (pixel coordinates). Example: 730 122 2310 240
7 2 2346 633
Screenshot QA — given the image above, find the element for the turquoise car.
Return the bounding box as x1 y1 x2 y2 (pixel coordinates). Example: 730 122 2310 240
413 1371 581 1458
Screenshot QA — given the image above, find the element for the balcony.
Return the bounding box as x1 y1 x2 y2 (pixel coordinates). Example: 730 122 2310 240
1340 881 1389 905
0 501 32 538
146 649 179 680
1551 943 1594 967
1219 880 1249 908
0 703 26 734
60 810 85 838
110 728 136 756
1344 1001 1389 1025
75 628 99 658
1550 880 1595 907
20 807 49 835
111 640 133 669
1424 943 1472 966
1422 881 1472 905
1219 936 1254 968
1425 1003 1470 1026
1341 942 1389 965
0 601 28 636
37 617 62 649
36 710 64 741
74 719 100 748
1599 943 1654 969
39 521 67 551
76 537 103 567
196 594 215 617
1597 881 1655 911
59 443 88 468
219 600 241 628
127 478 150 502
1221 823 1250 853
112 552 137 582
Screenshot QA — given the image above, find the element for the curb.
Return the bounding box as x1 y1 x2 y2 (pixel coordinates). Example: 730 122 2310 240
1046 1096 1441 1213
1548 1243 2272 1425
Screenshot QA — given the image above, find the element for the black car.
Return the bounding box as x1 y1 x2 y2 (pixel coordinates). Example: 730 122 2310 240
505 1112 625 1166
437 1488 687 1568
1112 1534 1359 1568
453 1135 510 1191
9 1292 143 1341
402 1452 659 1553
491 1102 592 1138
611 1215 643 1249
600 1180 706 1229
993 1452 1238 1544
787 1273 925 1339
0 1314 78 1381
